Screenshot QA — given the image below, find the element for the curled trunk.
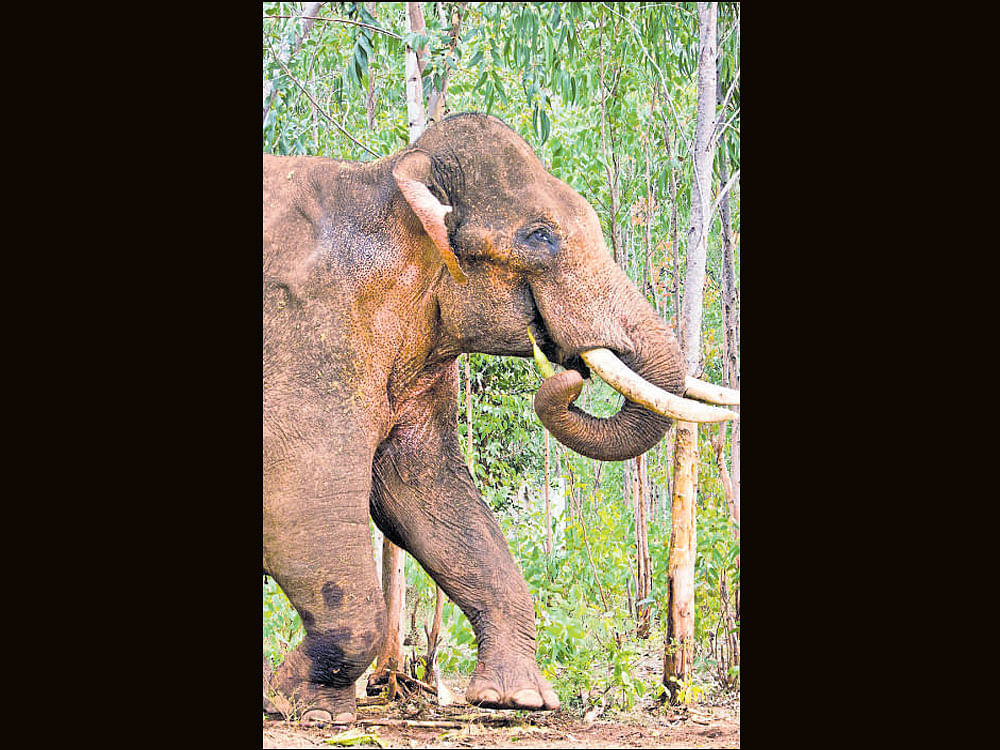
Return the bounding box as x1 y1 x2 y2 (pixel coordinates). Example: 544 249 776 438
533 314 683 462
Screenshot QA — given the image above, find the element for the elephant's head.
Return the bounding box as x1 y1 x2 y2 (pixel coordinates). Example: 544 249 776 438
393 113 734 461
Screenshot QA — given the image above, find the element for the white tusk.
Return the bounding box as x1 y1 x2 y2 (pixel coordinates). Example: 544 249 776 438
580 348 738 423
685 376 740 406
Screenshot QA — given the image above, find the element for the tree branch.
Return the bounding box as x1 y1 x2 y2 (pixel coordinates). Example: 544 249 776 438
264 38 381 157
712 105 740 149
686 167 739 275
264 14 403 40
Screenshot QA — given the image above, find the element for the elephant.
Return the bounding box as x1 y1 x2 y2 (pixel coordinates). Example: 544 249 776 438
263 112 735 724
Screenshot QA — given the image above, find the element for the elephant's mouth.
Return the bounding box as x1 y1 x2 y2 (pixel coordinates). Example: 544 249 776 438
526 288 591 379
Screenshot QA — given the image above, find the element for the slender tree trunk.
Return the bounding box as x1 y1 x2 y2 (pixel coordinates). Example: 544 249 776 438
544 430 553 555
662 424 675 520
717 67 740 622
364 3 379 131
465 355 473 464
643 128 657 313
712 425 737 531
718 139 740 542
711 423 739 680
426 3 468 123
597 12 622 264
403 2 427 142
664 2 716 701
383 539 406 651
658 98 681 339
635 453 652 638
624 448 632 514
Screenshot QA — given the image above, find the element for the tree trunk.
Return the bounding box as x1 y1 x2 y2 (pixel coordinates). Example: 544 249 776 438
403 2 427 142
664 419 697 693
717 65 740 620
544 429 553 556
634 453 652 638
426 3 468 124
718 130 740 538
364 2 379 131
597 11 622 264
465 355 473 464
657 93 681 339
372 536 406 689
643 127 658 313
664 1 716 701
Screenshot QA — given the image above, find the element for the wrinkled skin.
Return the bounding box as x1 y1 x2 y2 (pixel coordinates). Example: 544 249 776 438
263 114 686 723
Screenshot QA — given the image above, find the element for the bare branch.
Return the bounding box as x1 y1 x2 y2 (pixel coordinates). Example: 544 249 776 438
711 167 740 219
264 14 403 40
264 37 381 157
686 166 740 270
712 102 740 149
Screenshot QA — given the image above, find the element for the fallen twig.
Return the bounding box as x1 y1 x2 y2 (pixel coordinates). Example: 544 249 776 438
355 718 465 729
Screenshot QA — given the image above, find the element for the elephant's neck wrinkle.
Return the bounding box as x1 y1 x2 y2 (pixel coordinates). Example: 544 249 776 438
384 357 458 437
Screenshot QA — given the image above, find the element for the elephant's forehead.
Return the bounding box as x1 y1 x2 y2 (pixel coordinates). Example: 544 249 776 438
464 163 593 228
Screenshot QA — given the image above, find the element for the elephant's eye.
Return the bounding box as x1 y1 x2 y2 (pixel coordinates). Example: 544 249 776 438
526 227 557 251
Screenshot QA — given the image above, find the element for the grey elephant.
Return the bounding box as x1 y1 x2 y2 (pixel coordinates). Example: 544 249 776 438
263 113 734 724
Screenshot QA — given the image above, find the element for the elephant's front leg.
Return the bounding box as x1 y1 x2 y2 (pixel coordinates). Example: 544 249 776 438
263 447 385 725
370 407 559 711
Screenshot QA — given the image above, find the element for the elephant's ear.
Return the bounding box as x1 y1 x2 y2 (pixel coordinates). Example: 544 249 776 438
392 151 468 284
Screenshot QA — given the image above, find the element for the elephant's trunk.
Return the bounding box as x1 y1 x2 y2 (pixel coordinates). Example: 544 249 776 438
532 309 687 462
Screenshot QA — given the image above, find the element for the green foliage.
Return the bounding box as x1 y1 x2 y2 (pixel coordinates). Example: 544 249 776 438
263 574 303 670
263 1 740 711
459 354 543 513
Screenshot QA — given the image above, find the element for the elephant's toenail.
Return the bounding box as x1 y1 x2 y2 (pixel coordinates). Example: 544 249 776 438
301 709 333 725
510 689 544 709
473 688 501 705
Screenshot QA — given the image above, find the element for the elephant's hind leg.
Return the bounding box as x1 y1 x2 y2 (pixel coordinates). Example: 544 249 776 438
263 463 385 725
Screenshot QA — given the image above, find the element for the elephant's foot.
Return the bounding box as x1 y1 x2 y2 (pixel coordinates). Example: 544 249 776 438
267 649 357 724
465 655 560 711
266 681 356 724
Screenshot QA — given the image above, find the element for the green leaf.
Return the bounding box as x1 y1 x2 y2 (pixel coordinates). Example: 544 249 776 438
526 328 555 378
346 57 360 89
491 71 507 102
325 728 387 748
358 32 372 57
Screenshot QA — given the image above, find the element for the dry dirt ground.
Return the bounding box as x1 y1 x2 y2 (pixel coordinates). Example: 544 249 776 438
263 684 740 748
